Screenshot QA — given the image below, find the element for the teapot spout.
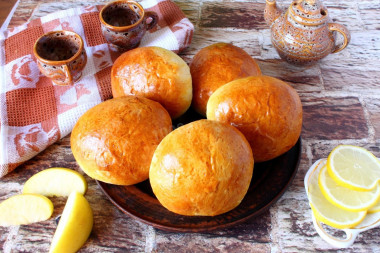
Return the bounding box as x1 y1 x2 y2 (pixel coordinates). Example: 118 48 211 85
264 0 282 26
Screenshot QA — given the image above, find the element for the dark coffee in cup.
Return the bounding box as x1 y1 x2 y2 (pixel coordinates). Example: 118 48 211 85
35 32 81 61
101 4 141 27
99 0 158 50
33 30 87 86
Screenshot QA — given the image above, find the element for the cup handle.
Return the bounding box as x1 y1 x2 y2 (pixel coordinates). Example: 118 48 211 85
144 11 159 31
62 64 73 85
312 214 359 248
328 23 351 54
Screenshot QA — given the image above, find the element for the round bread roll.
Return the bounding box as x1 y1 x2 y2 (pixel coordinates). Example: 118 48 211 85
111 46 192 119
71 96 172 185
190 43 261 116
149 119 253 216
207 76 302 162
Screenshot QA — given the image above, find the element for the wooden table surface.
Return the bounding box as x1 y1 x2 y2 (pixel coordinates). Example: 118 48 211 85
1 0 380 252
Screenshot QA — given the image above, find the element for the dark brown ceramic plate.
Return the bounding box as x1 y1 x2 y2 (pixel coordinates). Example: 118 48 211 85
96 108 301 232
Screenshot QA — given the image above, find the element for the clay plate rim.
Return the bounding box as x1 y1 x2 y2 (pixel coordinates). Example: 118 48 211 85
96 137 301 233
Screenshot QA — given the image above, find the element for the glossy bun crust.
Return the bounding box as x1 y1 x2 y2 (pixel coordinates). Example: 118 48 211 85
190 43 261 115
111 46 192 119
149 120 253 216
207 76 302 162
71 96 172 185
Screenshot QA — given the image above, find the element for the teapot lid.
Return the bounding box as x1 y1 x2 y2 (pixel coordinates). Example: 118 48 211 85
289 0 328 26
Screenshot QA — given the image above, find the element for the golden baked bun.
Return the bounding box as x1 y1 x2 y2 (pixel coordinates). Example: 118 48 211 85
207 76 302 162
149 120 253 216
71 96 172 185
190 43 261 116
111 46 192 119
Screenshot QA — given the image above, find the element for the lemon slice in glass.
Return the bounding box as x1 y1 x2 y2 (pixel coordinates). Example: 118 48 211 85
319 165 380 212
307 160 366 229
327 145 380 191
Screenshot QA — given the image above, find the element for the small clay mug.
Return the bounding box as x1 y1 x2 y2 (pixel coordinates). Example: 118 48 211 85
33 30 87 86
99 0 158 50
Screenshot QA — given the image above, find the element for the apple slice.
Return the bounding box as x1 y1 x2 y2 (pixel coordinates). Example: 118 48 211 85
0 194 53 226
49 191 93 253
23 168 87 197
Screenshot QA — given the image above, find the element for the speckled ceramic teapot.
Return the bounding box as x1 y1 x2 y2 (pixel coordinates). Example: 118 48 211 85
264 0 350 65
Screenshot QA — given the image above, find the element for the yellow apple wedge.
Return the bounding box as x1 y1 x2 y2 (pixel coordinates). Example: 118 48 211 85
23 168 87 197
0 194 53 226
49 191 93 253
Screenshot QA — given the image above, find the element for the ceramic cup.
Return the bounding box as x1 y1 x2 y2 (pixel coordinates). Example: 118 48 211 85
99 0 158 50
33 30 87 86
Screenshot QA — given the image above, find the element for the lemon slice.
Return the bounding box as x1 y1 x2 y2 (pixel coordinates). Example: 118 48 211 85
307 160 366 229
0 194 53 226
319 165 380 212
327 145 380 191
23 168 87 197
49 191 93 253
369 200 380 213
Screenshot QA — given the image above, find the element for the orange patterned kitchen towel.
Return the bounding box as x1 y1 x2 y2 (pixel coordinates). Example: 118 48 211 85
0 0 194 177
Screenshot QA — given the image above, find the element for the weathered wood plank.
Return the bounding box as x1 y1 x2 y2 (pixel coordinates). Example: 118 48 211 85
285 142 310 189
185 28 262 56
0 227 13 251
195 211 271 243
324 2 363 31
82 182 148 252
321 60 380 93
154 231 271 252
260 29 283 60
301 96 369 140
358 3 380 30
200 2 267 29
364 98 380 140
257 59 323 92
0 0 17 28
321 31 380 63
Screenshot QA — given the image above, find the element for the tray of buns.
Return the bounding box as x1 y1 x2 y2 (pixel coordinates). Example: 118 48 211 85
68 41 304 232
95 108 301 232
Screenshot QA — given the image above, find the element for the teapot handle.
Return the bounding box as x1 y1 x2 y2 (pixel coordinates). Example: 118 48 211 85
328 23 351 54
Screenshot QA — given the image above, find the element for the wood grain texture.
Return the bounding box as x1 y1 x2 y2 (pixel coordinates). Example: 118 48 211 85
258 59 323 92
1 0 380 252
154 232 271 253
200 2 266 29
358 2 380 30
302 96 369 140
364 99 380 140
321 60 380 93
0 0 17 27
